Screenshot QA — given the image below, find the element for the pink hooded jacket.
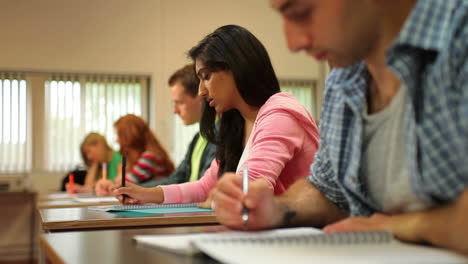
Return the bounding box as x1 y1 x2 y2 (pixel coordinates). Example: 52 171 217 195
161 92 319 203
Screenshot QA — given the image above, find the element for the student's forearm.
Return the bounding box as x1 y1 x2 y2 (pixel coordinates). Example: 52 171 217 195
274 179 348 228
415 189 468 254
322 188 468 255
147 186 164 203
350 188 468 254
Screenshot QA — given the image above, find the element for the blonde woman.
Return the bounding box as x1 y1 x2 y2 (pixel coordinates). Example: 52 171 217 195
66 133 122 193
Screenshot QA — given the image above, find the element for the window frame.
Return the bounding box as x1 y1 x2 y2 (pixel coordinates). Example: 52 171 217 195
279 78 320 122
0 70 151 175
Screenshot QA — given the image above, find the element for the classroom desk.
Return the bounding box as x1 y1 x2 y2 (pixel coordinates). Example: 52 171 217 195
38 196 71 202
37 199 119 209
39 207 218 232
1 191 37 263
39 226 225 264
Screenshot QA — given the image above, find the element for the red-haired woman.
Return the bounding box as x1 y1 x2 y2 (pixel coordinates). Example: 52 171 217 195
95 114 175 196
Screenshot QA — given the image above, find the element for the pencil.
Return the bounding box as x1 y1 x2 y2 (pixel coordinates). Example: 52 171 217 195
242 167 249 227
102 162 107 180
121 156 127 204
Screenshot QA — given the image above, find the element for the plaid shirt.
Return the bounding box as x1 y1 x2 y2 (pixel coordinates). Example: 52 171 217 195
308 0 468 216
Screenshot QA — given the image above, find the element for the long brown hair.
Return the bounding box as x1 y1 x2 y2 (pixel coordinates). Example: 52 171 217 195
114 114 175 173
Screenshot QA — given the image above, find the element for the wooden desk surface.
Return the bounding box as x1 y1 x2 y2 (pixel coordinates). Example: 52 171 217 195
39 207 218 232
40 225 226 264
37 199 119 209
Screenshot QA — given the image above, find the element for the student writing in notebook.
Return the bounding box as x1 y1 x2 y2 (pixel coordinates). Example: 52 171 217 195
211 0 468 255
65 132 121 193
113 25 320 205
95 114 175 195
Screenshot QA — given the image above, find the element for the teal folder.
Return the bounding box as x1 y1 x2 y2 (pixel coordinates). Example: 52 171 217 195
90 202 213 216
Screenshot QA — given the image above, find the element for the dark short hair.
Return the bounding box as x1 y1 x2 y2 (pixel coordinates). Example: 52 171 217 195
188 25 280 177
167 64 199 97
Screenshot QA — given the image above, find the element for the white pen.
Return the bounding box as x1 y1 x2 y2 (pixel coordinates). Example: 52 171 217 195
242 166 249 227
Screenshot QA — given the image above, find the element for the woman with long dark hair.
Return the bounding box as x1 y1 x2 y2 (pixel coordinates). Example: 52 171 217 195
114 25 319 204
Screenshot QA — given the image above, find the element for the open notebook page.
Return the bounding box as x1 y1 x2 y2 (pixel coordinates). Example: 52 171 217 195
73 196 119 203
134 227 322 255
193 232 468 264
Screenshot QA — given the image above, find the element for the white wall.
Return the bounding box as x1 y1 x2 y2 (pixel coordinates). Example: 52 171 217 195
0 0 161 73
0 0 323 193
156 1 322 147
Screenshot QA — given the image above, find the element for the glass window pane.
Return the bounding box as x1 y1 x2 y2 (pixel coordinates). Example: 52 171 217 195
45 75 149 171
280 80 317 120
0 75 30 173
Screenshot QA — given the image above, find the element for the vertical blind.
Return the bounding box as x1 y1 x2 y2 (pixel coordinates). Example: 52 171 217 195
280 79 317 120
1 73 314 173
0 73 30 173
45 75 148 172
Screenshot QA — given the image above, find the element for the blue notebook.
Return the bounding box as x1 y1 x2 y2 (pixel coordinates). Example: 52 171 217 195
89 203 213 215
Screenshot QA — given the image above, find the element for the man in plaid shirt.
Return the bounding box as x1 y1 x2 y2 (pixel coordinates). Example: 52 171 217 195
212 0 468 254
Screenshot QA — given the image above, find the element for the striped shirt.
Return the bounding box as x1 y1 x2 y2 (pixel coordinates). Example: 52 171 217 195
126 151 171 183
308 0 468 216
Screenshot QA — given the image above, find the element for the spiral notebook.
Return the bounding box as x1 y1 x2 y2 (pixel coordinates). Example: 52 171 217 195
89 203 213 215
134 227 468 264
134 227 321 255
73 196 119 203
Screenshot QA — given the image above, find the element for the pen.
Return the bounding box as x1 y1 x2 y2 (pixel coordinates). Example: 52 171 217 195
102 162 107 180
121 156 127 204
242 167 249 227
68 173 75 194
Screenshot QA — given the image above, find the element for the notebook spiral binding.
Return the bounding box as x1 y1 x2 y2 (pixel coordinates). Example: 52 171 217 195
201 231 393 245
110 203 200 210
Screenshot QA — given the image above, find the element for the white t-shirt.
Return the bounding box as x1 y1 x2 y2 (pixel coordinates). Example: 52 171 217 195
361 86 428 213
237 132 252 173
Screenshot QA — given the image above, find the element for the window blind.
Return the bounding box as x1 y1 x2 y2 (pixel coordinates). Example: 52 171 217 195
0 73 30 173
45 74 149 171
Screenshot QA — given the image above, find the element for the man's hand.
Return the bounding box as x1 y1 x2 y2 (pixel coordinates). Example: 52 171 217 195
212 172 283 230
324 213 423 244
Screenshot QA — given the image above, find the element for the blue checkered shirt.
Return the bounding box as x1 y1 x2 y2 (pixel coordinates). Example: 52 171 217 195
308 0 468 216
